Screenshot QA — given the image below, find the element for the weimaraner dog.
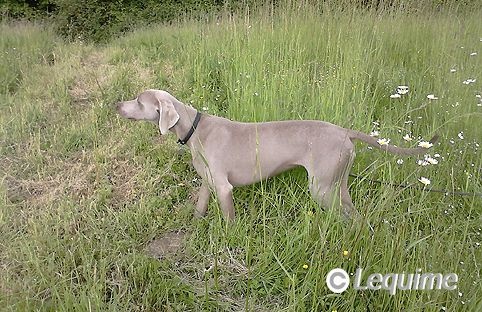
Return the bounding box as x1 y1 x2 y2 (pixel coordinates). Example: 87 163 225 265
117 89 438 221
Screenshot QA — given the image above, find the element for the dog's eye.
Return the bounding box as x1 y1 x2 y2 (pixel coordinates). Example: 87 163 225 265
155 108 160 114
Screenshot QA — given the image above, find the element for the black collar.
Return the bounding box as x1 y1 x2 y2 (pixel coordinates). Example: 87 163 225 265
177 111 202 145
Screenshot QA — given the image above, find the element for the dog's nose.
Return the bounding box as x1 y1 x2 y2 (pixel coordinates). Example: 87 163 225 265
116 102 123 112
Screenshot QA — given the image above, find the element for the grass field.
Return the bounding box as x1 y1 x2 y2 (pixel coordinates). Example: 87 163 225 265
1 3 481 311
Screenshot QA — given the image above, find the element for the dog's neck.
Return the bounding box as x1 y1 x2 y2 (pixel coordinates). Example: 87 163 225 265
170 101 199 143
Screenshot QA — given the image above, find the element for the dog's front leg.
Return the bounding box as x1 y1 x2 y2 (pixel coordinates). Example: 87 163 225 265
194 180 210 218
215 183 235 221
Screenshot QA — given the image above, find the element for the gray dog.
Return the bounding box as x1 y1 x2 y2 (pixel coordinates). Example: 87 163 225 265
117 89 437 221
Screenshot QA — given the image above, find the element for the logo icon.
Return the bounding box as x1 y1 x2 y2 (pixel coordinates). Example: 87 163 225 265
326 268 350 293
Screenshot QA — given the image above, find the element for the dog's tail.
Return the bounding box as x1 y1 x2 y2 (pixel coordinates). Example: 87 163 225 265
348 130 439 156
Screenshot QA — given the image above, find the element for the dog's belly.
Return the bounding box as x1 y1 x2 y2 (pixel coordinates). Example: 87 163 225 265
226 150 302 186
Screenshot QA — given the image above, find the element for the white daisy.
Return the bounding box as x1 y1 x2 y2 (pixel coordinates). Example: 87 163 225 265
397 85 409 95
417 160 429 166
370 130 380 137
403 134 412 141
390 93 401 99
425 157 439 165
418 177 431 186
377 138 390 146
427 94 438 100
418 141 433 148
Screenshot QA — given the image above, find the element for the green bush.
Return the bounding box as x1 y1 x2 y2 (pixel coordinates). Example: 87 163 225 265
51 0 226 42
2 0 480 42
0 0 55 19
1 0 261 42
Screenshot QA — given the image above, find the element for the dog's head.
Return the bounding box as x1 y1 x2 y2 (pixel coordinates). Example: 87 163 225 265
117 89 180 134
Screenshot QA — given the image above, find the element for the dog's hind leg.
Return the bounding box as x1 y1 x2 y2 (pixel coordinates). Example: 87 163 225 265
339 152 361 221
305 144 358 220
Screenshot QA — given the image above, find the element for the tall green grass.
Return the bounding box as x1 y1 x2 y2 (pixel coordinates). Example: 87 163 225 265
1 4 481 311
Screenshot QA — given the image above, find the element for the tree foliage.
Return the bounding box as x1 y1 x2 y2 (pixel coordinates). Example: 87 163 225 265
1 0 479 42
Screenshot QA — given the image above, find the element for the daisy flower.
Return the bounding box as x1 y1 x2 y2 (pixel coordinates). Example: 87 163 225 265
418 177 431 186
370 130 380 137
425 157 439 165
377 138 390 146
417 160 429 166
397 85 409 95
418 141 433 148
463 78 476 85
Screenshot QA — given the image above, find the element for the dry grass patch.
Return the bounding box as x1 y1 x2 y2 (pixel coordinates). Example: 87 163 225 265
3 154 97 207
68 50 115 106
2 147 146 211
145 230 188 260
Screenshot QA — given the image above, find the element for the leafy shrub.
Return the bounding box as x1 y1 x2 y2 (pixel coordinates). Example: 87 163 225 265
1 0 262 42
0 0 55 19
51 0 225 42
2 0 480 42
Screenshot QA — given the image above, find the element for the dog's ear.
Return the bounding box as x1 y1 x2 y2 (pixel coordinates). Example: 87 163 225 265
158 99 179 135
